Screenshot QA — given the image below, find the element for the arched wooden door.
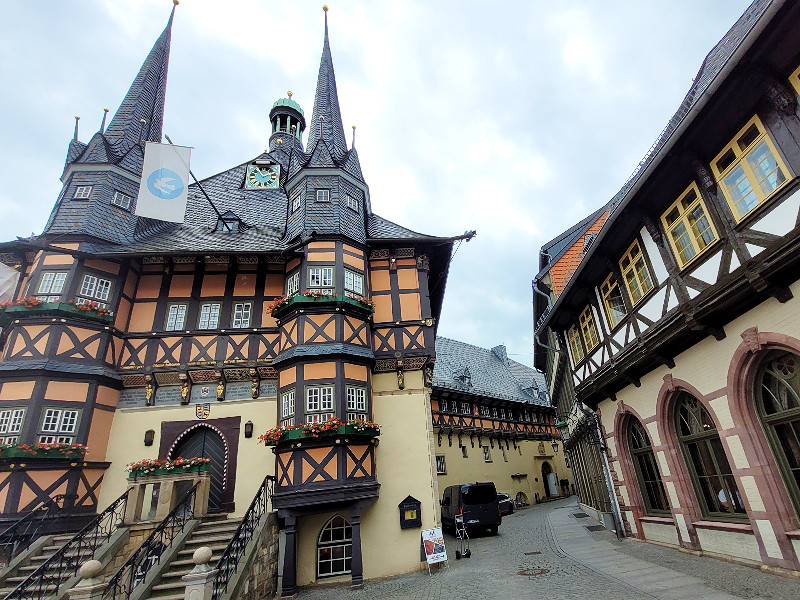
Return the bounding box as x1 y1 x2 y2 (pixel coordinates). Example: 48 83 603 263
171 426 226 512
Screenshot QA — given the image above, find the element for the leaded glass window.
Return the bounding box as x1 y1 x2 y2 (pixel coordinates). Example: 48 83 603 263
756 351 800 517
627 418 669 515
675 393 746 520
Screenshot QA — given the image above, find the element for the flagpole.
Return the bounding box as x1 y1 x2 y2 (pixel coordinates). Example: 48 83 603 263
164 135 231 231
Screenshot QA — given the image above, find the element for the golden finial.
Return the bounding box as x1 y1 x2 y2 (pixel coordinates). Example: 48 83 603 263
287 91 293 98
322 5 328 12
173 0 180 6
75 115 80 120
277 138 283 144
103 107 109 113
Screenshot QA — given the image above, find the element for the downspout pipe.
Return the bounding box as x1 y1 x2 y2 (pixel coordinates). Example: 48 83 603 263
532 279 565 356
576 400 624 540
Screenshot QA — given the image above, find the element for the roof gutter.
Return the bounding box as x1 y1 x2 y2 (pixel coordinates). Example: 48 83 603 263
366 230 476 246
537 0 785 334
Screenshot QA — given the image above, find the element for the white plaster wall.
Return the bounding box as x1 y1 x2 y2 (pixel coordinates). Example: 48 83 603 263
641 521 679 546
696 528 761 562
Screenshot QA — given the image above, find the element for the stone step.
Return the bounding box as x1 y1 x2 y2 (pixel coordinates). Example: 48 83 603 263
156 567 193 581
182 533 235 546
193 522 241 535
177 542 227 557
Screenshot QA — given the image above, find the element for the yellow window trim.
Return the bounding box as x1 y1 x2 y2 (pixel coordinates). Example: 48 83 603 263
660 181 719 269
619 239 654 306
790 65 800 96
579 306 600 352
710 115 791 222
600 273 626 329
567 325 584 364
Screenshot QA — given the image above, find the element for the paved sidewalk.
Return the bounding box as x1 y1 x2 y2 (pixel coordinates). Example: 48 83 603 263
295 497 800 599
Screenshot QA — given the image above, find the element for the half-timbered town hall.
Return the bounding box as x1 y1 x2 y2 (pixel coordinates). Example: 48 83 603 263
0 5 488 596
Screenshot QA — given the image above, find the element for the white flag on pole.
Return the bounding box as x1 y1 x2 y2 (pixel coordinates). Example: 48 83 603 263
135 142 192 223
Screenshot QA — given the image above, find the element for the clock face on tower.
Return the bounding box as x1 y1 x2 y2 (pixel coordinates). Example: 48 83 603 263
245 164 280 189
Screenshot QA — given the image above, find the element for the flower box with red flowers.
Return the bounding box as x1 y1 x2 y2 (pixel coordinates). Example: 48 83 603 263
269 291 375 319
126 456 211 478
0 300 114 326
0 442 89 460
259 418 381 447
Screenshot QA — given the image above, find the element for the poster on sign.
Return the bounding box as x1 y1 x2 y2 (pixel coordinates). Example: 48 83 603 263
421 528 447 565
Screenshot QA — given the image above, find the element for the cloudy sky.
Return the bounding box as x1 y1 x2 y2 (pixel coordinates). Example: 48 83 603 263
0 0 754 366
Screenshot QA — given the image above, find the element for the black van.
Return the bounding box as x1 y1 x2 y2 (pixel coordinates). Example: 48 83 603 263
441 482 501 534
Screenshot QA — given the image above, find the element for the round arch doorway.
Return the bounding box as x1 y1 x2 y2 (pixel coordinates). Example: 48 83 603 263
170 425 227 512
542 461 559 498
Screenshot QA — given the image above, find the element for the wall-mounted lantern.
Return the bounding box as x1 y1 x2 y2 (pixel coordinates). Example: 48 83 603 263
244 421 254 438
398 495 421 529
144 429 155 447
552 440 560 454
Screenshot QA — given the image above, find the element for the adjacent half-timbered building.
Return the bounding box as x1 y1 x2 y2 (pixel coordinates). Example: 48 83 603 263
431 338 571 506
0 6 471 593
535 0 800 574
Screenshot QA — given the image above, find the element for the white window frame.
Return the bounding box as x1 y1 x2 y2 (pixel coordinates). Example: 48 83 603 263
492 407 498 418
344 269 363 296
0 408 25 444
291 192 302 213
280 390 295 426
232 302 252 328
346 386 367 421
308 267 333 288
166 303 187 331
36 271 68 302
483 446 492 462
346 195 359 212
74 186 92 199
306 386 335 423
39 408 79 444
77 274 112 307
198 303 221 329
286 271 300 296
316 189 330 203
435 455 446 474
460 402 471 415
480 406 490 418
111 191 132 210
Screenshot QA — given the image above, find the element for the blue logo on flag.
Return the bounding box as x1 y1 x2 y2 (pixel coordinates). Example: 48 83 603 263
146 168 184 200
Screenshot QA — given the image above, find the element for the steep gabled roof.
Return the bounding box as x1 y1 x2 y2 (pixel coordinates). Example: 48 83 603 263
433 337 549 406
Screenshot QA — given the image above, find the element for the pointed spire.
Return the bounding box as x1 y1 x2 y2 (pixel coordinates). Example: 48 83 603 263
308 6 348 156
73 116 80 141
104 4 176 149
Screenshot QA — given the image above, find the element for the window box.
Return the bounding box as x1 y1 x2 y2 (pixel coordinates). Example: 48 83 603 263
268 292 375 319
259 419 381 446
126 457 211 479
0 300 114 326
0 442 88 460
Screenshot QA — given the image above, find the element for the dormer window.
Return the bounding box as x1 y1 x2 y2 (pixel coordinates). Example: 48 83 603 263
111 191 132 211
316 189 330 203
346 195 359 212
74 186 92 199
215 212 242 233
582 233 597 253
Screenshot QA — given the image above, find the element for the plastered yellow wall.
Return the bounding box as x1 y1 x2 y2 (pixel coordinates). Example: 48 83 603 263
433 436 573 504
97 397 276 517
295 371 440 585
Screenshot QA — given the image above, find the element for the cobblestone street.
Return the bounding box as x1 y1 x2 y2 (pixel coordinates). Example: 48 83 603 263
297 497 800 599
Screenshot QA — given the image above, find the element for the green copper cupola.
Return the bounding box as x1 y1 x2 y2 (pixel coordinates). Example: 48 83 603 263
269 91 305 152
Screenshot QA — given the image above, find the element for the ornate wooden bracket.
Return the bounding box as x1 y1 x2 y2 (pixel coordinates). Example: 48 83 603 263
691 159 716 193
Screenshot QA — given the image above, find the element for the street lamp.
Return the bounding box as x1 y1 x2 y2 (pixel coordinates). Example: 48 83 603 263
551 440 559 454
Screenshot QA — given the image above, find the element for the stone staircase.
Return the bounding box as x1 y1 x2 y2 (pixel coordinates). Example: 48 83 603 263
0 532 98 598
144 517 241 600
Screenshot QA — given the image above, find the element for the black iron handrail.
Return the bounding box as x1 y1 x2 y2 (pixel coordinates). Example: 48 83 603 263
103 483 198 600
6 489 130 600
211 476 274 600
0 499 64 566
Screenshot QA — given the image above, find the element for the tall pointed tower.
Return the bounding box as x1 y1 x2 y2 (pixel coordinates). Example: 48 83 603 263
283 6 369 245
43 6 175 245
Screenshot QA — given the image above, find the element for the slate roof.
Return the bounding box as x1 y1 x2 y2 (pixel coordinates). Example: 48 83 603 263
307 11 348 158
433 337 549 406
536 204 609 277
